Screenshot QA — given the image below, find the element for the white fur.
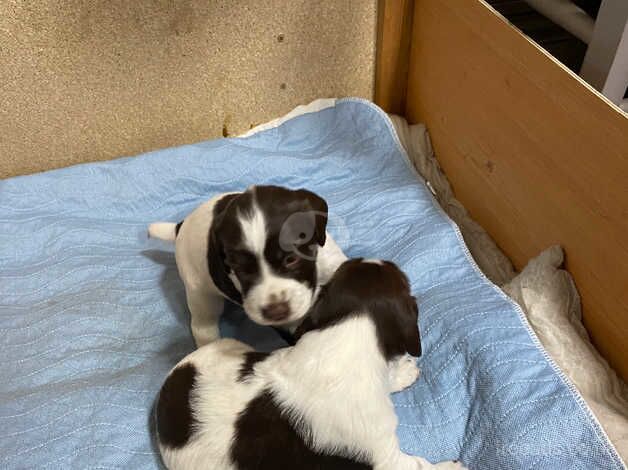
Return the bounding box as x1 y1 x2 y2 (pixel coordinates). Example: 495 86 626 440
388 355 421 393
363 259 384 265
149 191 348 347
237 201 316 326
227 272 242 292
170 193 234 346
242 260 314 326
148 222 178 242
315 233 349 295
158 317 465 470
238 200 267 254
158 339 258 470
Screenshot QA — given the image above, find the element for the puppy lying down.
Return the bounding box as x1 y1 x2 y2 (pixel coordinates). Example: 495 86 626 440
156 259 464 469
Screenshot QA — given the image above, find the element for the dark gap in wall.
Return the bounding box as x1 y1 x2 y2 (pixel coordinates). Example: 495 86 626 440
487 0 589 73
487 1 627 98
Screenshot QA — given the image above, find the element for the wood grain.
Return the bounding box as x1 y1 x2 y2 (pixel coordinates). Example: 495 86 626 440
406 0 628 380
375 0 414 114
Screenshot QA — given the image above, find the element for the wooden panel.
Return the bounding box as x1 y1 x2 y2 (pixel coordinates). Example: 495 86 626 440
374 0 414 114
406 0 628 380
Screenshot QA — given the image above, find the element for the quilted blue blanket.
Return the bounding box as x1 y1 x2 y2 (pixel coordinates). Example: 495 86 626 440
0 99 623 469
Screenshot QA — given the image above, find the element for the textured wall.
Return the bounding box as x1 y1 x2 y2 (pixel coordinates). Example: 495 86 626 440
0 1 376 177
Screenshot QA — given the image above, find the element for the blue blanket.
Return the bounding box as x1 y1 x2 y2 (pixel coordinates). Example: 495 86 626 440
0 99 623 469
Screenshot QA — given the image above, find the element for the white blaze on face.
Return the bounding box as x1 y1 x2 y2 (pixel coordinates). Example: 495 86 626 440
237 201 313 326
238 201 267 255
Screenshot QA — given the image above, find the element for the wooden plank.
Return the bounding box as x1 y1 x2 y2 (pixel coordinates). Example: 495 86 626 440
406 0 628 380
374 0 415 114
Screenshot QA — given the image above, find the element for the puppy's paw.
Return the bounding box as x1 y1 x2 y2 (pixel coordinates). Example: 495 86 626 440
389 355 420 393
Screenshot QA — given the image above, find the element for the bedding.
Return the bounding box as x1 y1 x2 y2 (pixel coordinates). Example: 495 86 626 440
0 98 624 469
389 115 517 287
390 114 628 459
502 246 628 457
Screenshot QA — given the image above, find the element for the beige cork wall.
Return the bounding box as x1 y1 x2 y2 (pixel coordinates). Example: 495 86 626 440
0 1 376 178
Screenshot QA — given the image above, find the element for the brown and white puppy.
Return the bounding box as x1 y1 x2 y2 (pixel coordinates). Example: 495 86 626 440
155 259 465 470
149 185 347 346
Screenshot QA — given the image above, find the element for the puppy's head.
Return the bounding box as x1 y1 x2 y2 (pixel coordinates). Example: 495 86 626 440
295 258 421 360
210 185 328 326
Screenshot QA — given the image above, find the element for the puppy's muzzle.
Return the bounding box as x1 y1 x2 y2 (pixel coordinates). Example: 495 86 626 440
261 302 291 322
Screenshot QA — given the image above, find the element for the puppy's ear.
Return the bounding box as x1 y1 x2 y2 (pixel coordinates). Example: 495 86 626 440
401 296 421 357
297 189 328 246
206 193 244 304
210 193 241 240
293 316 315 341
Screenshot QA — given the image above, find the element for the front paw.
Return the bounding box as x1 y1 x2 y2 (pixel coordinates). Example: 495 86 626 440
389 355 420 392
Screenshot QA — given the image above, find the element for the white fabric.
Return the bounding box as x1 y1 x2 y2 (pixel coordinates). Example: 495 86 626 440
240 98 337 137
502 246 628 458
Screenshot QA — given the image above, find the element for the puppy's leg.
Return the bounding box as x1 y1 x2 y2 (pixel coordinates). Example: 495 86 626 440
388 355 420 393
186 288 225 347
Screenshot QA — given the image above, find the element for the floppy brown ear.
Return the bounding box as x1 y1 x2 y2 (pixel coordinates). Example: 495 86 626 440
293 316 315 341
206 193 244 304
297 189 328 246
401 296 421 357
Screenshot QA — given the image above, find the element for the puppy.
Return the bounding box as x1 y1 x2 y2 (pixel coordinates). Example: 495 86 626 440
149 185 347 346
156 259 465 469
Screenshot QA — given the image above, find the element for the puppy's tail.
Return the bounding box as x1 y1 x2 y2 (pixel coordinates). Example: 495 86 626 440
148 222 181 242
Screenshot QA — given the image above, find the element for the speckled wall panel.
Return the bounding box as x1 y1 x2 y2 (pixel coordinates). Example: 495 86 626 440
0 1 376 177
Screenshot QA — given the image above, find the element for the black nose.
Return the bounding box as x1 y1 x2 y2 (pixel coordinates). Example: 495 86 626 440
261 302 291 322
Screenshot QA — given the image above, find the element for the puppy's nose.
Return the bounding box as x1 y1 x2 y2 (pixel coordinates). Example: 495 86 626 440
261 302 291 322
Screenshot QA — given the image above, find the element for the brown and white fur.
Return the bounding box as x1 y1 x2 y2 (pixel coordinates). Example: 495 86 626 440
156 259 465 470
149 185 347 347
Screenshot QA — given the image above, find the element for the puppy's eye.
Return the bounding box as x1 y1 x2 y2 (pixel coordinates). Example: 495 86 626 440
283 254 301 269
227 251 257 271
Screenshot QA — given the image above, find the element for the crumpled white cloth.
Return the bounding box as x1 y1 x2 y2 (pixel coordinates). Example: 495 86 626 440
503 246 628 458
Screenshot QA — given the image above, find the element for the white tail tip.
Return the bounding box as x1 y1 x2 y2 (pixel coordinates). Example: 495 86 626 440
148 222 178 242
